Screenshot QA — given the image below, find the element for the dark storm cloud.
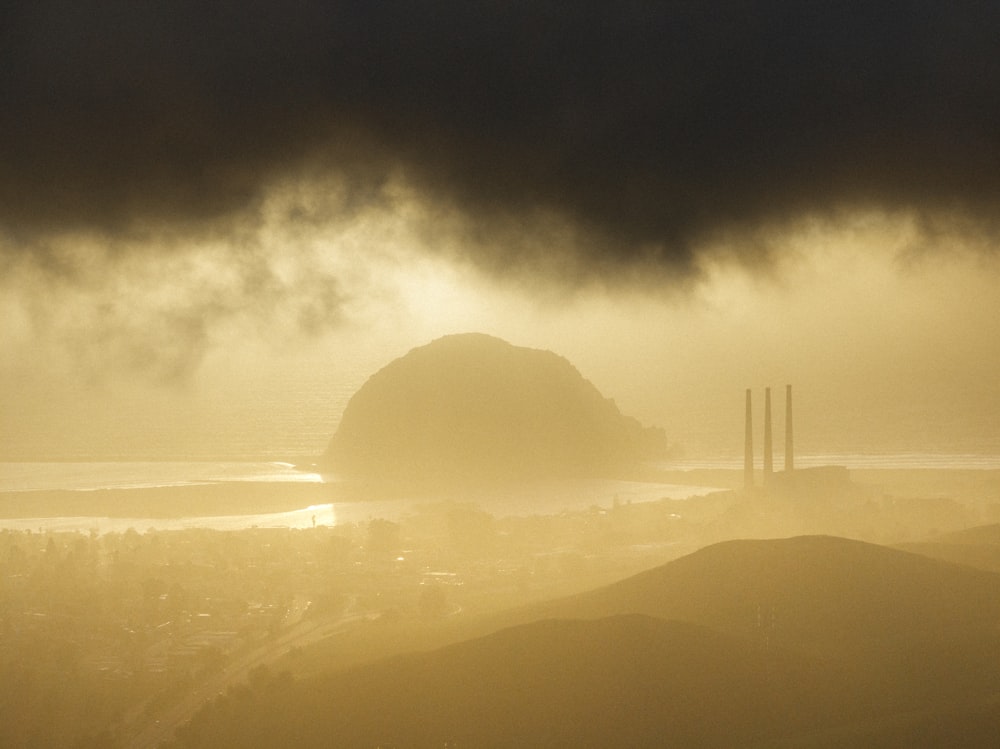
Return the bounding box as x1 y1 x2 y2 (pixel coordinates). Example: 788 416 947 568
3 1 999 273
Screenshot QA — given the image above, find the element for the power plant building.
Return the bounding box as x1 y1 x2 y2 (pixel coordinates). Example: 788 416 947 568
743 384 849 495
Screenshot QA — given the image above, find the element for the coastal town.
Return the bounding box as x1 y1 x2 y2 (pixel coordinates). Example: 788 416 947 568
5 462 996 748
1 490 702 747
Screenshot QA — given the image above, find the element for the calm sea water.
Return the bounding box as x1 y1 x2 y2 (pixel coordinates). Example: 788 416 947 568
0 461 324 493
2 452 998 534
0 462 721 534
4 339 999 532
3 453 1000 497
658 453 1000 471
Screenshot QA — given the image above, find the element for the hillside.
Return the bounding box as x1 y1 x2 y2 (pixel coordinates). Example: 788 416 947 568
323 333 668 489
897 523 1000 573
164 535 1000 748
536 535 1000 661
167 614 860 749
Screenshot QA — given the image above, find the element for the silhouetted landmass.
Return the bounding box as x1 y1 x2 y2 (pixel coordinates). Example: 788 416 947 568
6 469 999 745
897 522 1000 573
539 535 1000 657
526 536 1000 724
851 469 1000 508
764 695 1000 748
163 535 1000 748
167 615 859 749
323 333 668 490
929 523 1000 545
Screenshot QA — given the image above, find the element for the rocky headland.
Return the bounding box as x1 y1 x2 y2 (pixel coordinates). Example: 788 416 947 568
323 333 668 490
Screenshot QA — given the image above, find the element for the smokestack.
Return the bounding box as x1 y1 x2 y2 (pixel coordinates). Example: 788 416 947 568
744 388 753 490
763 386 773 483
785 384 794 472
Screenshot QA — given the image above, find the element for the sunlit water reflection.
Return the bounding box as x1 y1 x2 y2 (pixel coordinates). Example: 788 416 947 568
2 454 998 535
0 463 721 534
0 503 337 534
0 461 323 492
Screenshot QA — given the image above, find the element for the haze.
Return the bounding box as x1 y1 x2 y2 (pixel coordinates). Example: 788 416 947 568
3 3 1000 747
3 209 999 460
4 2 1000 461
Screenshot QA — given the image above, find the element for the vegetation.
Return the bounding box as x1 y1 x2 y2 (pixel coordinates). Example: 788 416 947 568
3 466 1000 747
161 537 1000 748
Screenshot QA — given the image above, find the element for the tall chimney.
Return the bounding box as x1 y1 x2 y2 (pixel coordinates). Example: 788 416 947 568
785 384 794 472
763 386 773 483
744 388 753 490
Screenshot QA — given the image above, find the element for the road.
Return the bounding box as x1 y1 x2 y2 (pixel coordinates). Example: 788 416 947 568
121 604 372 749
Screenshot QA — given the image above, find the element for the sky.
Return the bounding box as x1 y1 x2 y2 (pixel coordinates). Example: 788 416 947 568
2 2 1000 461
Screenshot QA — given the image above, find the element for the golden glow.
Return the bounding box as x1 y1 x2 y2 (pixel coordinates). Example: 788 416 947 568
3 195 999 460
3 190 1000 749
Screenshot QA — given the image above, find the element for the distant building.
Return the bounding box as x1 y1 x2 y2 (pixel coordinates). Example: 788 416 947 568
743 385 849 499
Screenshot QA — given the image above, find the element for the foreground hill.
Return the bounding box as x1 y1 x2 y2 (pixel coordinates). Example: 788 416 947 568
533 535 1000 658
165 536 1000 748
323 333 667 489
897 522 1000 573
499 534 1000 717
168 615 860 749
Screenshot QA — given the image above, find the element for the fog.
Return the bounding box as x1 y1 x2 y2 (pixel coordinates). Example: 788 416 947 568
4 213 1000 460
4 3 1000 747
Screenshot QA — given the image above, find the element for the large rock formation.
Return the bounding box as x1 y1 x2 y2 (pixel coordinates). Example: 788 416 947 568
323 333 667 488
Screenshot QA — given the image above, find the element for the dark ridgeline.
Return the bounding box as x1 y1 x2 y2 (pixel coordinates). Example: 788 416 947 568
163 536 1000 748
899 523 1000 573
322 333 668 492
171 616 850 748
536 535 1000 660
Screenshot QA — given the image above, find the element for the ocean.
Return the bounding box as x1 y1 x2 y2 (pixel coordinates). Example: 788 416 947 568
0 461 325 493
2 451 998 535
4 453 1000 496
657 453 1000 471
0 461 722 534
4 339 999 533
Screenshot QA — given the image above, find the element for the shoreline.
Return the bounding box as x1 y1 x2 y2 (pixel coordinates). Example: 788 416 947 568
1 466 996 532
0 482 343 519
0 475 724 528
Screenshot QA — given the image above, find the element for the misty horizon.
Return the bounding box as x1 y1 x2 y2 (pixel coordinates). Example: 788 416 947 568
3 3 1000 468
4 325 999 463
4 4 1000 747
